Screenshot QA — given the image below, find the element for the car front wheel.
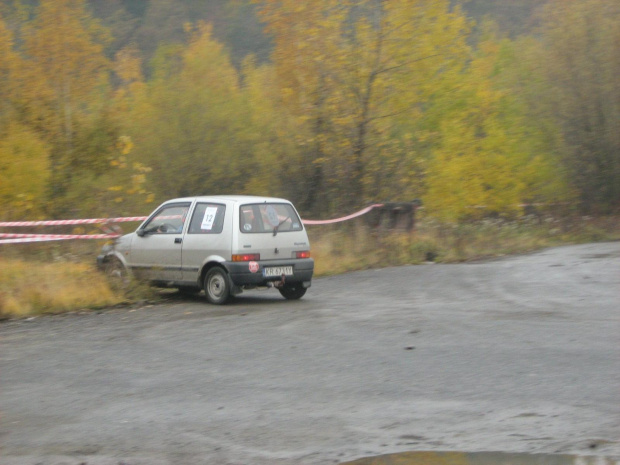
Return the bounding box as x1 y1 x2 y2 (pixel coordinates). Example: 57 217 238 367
204 267 231 305
104 257 129 289
278 283 307 300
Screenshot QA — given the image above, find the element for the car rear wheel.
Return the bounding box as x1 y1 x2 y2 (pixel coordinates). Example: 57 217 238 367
278 283 307 300
204 267 231 305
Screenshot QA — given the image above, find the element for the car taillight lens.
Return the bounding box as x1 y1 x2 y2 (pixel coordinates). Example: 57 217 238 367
232 253 260 262
296 251 311 259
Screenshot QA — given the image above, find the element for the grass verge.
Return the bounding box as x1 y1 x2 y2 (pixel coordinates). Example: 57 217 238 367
309 214 620 274
1 214 618 319
0 260 125 319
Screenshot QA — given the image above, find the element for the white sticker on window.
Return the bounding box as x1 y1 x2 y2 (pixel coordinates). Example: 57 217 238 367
201 206 218 230
265 205 280 227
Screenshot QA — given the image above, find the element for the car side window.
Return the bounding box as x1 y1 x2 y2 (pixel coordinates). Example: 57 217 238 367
143 204 190 234
188 203 226 234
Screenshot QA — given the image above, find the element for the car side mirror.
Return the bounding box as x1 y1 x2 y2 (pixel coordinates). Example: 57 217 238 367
136 229 146 237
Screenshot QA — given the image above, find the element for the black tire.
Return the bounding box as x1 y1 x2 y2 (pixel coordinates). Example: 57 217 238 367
204 267 231 305
278 283 307 300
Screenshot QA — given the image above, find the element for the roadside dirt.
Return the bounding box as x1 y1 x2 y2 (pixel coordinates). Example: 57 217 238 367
1 242 619 465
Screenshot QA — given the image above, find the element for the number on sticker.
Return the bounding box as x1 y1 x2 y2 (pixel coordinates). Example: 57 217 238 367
201 206 218 230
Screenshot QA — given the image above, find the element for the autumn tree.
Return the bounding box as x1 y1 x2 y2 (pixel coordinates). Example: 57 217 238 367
424 28 571 221
241 58 306 199
124 24 256 201
0 13 20 123
254 0 471 214
0 14 51 220
0 123 50 220
532 0 620 212
21 0 111 209
1 0 152 219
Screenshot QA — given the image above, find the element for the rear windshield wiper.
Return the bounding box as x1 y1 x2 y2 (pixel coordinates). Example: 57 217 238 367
273 216 290 236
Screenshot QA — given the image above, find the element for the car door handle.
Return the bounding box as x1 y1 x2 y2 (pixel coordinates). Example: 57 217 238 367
174 238 182 244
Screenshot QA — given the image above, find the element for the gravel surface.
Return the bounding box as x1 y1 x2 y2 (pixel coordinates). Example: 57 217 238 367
1 242 619 465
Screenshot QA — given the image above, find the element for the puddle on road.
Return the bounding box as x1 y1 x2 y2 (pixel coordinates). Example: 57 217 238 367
341 451 619 465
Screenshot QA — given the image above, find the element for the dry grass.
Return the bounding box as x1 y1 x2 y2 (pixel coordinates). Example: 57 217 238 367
309 214 620 276
0 259 124 318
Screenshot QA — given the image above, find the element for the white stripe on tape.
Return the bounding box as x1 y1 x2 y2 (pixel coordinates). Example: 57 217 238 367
0 217 147 227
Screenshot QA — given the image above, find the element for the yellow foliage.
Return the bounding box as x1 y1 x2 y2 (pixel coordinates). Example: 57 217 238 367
0 123 50 220
22 0 110 138
114 47 143 86
0 14 22 103
117 135 134 155
424 30 570 221
253 0 472 211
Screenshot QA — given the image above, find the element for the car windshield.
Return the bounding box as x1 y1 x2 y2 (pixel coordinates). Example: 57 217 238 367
239 203 303 234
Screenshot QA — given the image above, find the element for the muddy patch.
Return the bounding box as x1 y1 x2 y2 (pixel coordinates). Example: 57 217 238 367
342 451 619 465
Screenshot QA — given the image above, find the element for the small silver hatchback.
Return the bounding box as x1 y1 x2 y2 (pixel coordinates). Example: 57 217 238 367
97 196 314 304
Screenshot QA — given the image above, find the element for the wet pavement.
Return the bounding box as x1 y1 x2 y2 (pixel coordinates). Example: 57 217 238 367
1 242 619 465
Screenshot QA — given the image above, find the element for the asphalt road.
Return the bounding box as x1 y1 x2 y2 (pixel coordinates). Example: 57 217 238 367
1 242 619 465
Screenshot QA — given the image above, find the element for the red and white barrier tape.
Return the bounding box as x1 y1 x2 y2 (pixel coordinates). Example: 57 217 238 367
0 237 74 244
0 205 385 243
0 233 120 245
302 204 383 225
0 233 120 240
0 216 146 243
0 217 147 227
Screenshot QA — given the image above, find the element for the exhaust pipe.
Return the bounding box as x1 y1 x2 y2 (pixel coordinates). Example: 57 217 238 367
273 274 286 288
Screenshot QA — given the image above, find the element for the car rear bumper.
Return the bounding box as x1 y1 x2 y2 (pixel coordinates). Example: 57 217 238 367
225 258 314 287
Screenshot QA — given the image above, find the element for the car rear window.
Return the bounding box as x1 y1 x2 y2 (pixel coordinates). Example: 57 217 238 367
188 203 226 234
240 203 303 234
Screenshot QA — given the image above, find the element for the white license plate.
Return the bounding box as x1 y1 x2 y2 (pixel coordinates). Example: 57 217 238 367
263 266 293 277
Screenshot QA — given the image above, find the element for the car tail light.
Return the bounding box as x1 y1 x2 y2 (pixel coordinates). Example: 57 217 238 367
296 251 311 259
232 253 260 262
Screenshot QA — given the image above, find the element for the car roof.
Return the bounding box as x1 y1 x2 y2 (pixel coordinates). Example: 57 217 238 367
163 195 293 205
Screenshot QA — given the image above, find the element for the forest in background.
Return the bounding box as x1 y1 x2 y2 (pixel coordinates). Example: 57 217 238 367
0 0 618 222
0 0 548 68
